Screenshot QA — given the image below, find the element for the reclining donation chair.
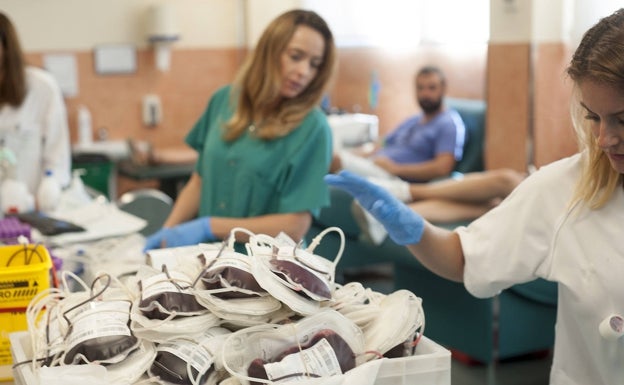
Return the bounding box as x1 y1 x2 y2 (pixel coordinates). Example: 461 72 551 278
117 188 173 236
306 98 558 364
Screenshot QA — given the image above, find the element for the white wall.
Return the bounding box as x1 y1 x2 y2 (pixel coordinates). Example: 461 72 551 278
532 0 569 43
568 0 623 46
245 0 300 47
0 0 244 51
1 0 620 52
490 0 533 43
490 0 622 45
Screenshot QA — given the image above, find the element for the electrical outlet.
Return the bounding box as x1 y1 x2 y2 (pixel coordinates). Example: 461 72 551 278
142 94 162 127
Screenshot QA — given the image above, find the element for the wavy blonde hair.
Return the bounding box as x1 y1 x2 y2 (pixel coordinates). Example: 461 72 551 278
567 8 624 209
224 9 336 141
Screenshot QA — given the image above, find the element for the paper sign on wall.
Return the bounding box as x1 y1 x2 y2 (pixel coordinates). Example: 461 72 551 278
43 54 79 98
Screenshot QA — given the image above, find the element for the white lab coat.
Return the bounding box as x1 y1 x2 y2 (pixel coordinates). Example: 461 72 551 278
457 152 624 385
0 66 71 193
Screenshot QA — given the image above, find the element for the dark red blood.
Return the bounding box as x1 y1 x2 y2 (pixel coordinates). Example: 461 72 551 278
270 260 331 299
247 329 355 385
201 266 266 299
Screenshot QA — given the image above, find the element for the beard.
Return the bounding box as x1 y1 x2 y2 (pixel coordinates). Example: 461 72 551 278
418 97 443 115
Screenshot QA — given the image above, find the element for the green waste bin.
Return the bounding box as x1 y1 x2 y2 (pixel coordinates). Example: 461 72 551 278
71 153 114 199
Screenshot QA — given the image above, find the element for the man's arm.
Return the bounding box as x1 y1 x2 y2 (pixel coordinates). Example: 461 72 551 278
373 152 456 181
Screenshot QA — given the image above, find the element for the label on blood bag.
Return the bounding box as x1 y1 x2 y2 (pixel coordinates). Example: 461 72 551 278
207 254 253 273
158 338 214 372
263 338 341 382
65 300 132 349
141 271 192 300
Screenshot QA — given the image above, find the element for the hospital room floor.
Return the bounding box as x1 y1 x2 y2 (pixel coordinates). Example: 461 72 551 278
451 351 552 385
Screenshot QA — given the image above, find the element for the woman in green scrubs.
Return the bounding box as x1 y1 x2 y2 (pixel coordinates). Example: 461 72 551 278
145 9 337 249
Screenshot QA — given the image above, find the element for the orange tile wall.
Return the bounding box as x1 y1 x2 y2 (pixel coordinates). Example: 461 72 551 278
533 43 577 167
27 45 488 149
485 42 577 171
329 45 488 136
26 48 244 150
26 43 578 194
486 43 532 171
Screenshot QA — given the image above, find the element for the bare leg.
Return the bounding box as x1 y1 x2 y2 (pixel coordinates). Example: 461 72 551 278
408 168 525 204
350 168 524 237
409 199 499 223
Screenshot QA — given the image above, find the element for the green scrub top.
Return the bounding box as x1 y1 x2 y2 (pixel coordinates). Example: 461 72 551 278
185 85 332 219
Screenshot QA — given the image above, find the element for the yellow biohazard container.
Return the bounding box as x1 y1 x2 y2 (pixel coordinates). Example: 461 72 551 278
0 244 52 381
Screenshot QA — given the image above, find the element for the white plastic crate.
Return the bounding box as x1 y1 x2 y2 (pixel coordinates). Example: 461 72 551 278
9 331 35 385
371 338 450 385
10 331 450 385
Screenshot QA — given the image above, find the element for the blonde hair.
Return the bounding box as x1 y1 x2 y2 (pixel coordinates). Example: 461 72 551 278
224 9 336 141
567 8 624 209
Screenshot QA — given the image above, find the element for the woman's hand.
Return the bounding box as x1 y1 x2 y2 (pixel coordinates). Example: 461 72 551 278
324 171 424 245
143 217 217 251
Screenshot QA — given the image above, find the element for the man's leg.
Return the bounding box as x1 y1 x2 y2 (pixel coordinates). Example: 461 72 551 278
366 177 412 202
408 199 498 224
348 168 525 243
335 150 397 179
408 168 525 203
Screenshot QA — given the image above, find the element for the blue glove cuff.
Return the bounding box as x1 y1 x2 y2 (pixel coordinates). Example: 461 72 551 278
371 199 424 245
201 217 214 240
143 217 215 251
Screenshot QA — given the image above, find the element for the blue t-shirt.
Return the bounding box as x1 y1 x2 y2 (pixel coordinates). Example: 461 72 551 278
376 108 465 166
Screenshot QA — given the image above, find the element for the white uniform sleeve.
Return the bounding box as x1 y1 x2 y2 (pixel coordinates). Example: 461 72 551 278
37 69 71 187
456 154 580 298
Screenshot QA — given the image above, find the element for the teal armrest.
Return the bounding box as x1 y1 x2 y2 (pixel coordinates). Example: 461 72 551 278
446 98 486 174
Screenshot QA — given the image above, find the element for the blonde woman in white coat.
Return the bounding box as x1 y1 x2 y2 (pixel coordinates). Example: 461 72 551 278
327 8 624 385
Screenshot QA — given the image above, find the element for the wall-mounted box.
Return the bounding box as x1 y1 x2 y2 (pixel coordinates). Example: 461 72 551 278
93 44 137 75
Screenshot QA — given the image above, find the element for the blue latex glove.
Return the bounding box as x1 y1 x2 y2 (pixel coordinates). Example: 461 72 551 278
143 217 216 251
324 171 425 245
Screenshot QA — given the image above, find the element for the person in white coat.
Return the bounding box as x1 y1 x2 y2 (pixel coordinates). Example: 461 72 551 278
326 8 624 385
0 12 71 196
